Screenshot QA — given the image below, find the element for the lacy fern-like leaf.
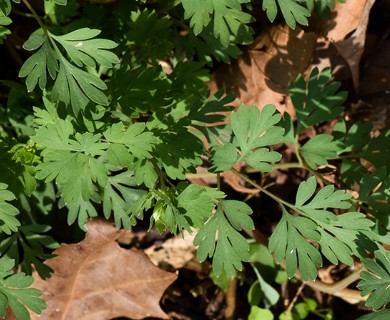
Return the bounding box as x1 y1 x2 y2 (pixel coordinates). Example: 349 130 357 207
127 9 173 63
181 0 253 46
289 67 347 132
262 0 311 29
270 177 375 280
149 183 224 235
103 171 147 229
103 122 156 159
269 207 322 280
194 200 254 277
0 183 20 235
19 28 119 115
50 28 118 68
358 250 390 310
306 0 346 16
210 104 284 172
61 195 99 230
0 13 11 44
300 134 343 169
33 120 108 204
295 177 351 220
0 225 58 279
0 257 46 319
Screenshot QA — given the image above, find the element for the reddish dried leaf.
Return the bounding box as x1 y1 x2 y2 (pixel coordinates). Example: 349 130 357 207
31 219 177 320
209 26 317 116
145 230 197 269
324 0 369 42
334 0 376 90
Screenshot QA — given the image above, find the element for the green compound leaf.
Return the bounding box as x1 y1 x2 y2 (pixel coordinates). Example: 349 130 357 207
18 34 58 93
103 122 156 159
358 309 390 320
50 28 119 68
319 212 376 261
177 184 225 229
0 14 11 44
194 200 254 278
51 57 109 115
358 250 390 310
110 65 172 118
0 0 12 16
306 0 346 16
290 67 347 133
353 129 390 169
269 207 322 280
60 195 99 230
296 178 376 261
0 183 20 235
210 104 284 172
0 225 58 279
210 143 238 172
127 9 173 63
359 167 390 216
152 125 203 180
103 171 147 229
0 257 46 319
149 183 223 235
300 134 343 169
34 121 108 204
295 176 352 220
19 28 119 115
270 177 374 280
262 0 311 29
333 120 373 154
132 158 158 189
181 0 253 46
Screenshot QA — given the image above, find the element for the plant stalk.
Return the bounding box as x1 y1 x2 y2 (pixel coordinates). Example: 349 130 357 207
22 0 47 31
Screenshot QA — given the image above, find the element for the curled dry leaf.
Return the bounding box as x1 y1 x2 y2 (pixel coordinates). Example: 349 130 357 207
209 25 317 116
31 219 177 320
145 230 197 269
324 0 369 42
333 0 376 90
223 163 260 194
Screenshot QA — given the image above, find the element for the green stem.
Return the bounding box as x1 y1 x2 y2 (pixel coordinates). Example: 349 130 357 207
22 0 47 31
186 161 304 180
245 162 303 172
151 159 165 188
230 168 295 210
293 135 303 166
186 171 221 179
308 267 364 294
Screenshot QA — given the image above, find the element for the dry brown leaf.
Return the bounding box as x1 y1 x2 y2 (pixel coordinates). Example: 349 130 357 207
31 219 177 320
325 0 369 42
209 25 317 116
223 163 260 194
144 230 197 269
334 0 376 90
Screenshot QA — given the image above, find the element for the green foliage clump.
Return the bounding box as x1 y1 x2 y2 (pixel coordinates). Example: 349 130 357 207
0 0 388 319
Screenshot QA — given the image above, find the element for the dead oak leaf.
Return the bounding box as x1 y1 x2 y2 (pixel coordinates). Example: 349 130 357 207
324 0 369 42
333 0 376 90
31 219 177 320
209 25 317 116
145 230 197 269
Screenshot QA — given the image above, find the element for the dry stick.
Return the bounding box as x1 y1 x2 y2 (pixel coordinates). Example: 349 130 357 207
287 282 306 313
22 0 47 31
225 278 238 320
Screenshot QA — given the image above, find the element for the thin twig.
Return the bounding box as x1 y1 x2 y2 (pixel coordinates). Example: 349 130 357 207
22 0 47 31
225 278 237 320
286 282 305 313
